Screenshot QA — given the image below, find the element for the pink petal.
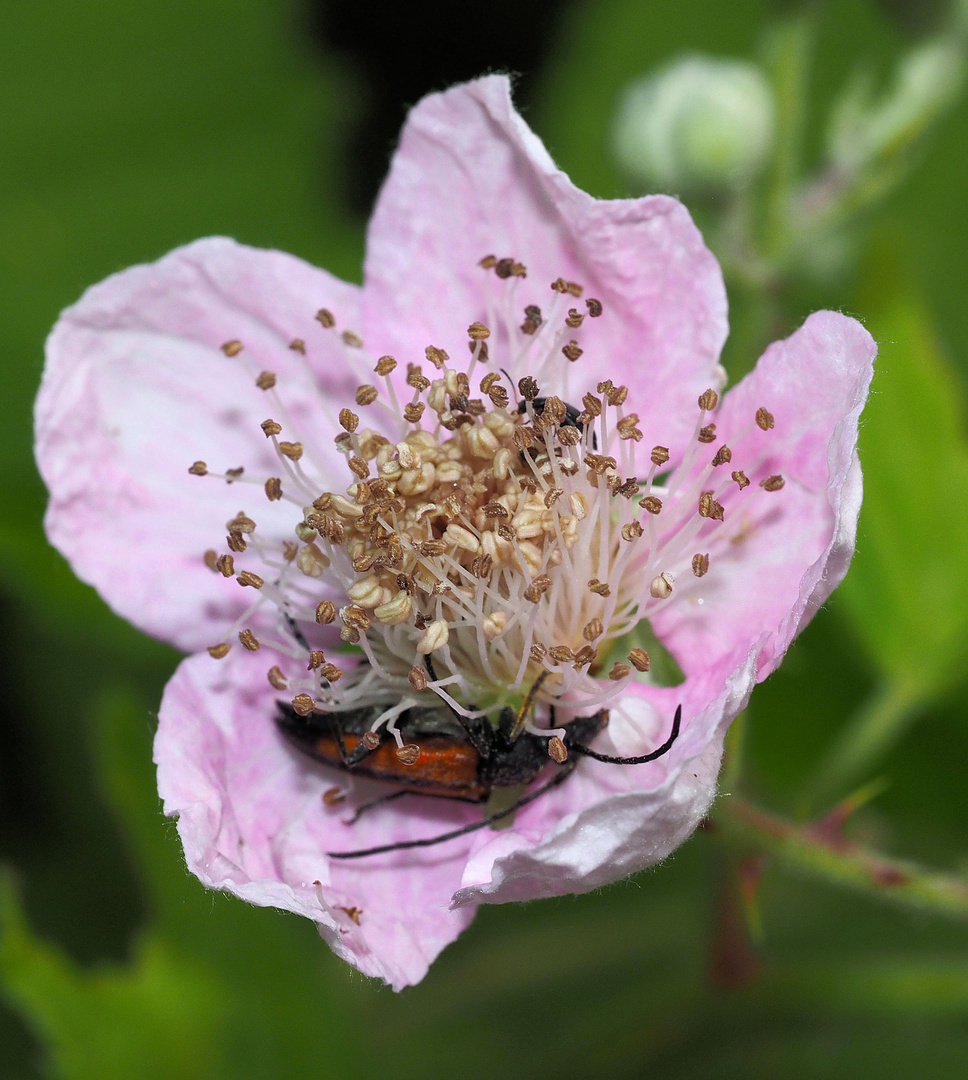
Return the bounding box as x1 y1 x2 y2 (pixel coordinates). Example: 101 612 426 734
363 75 728 451
155 649 477 990
37 238 361 653
653 309 876 682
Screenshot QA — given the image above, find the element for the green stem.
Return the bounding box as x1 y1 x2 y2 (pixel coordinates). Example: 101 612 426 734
712 795 968 921
801 678 924 810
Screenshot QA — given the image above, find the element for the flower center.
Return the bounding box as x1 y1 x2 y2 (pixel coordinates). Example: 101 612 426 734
193 256 783 749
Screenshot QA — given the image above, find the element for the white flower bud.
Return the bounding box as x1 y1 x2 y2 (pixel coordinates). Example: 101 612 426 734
613 55 775 191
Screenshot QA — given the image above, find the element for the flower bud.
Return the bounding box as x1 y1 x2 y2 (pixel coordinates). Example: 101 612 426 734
613 55 775 191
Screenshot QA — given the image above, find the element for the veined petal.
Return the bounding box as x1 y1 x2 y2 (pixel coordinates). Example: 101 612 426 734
651 310 876 680
363 75 729 453
37 237 360 653
155 649 476 990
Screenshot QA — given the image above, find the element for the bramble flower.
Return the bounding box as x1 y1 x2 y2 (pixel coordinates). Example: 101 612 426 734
36 76 875 989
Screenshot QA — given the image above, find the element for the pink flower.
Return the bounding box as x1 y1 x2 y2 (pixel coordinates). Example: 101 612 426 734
36 75 875 989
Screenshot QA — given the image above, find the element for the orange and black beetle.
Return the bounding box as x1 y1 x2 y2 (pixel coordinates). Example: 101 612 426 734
276 695 682 859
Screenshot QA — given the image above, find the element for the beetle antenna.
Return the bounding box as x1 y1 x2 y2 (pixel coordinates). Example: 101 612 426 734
506 670 551 743
327 759 577 860
570 705 682 765
284 612 311 653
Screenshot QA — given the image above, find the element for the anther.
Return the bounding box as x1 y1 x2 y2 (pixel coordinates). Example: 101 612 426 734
521 305 542 334
297 544 329 577
425 346 449 369
583 617 604 642
374 591 413 625
557 426 581 447
760 475 785 491
265 477 283 501
698 425 717 444
255 371 276 390
617 479 640 500
582 393 602 417
585 298 603 317
467 321 490 340
482 611 507 639
215 554 235 577
341 330 363 347
518 376 539 401
712 446 732 467
692 553 710 577
698 491 724 520
319 663 343 682
650 572 673 599
588 578 611 596
549 645 575 663
731 470 750 489
375 355 397 376
226 467 244 481
221 340 243 356
408 666 428 692
529 642 547 662
295 521 318 543
227 531 246 552
261 419 282 437
208 643 230 659
698 388 719 411
609 661 631 681
267 666 288 690
288 339 306 354
651 446 670 467
227 513 256 534
237 571 264 589
204 549 218 571
548 736 568 763
640 495 662 514
561 340 583 362
403 402 426 424
544 487 564 508
279 441 303 461
416 620 449 654
355 385 378 406
479 254 498 269
396 744 421 766
307 651 326 670
565 308 585 329
488 385 509 408
315 309 335 328
756 407 775 431
291 694 315 716
339 409 359 433
188 461 207 475
606 385 629 407
622 521 643 541
573 645 597 668
551 277 568 293
566 281 583 296
239 629 260 652
628 647 651 671
322 787 345 807
495 258 515 279
361 731 381 751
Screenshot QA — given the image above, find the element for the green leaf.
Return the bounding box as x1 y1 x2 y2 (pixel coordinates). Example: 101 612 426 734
0 874 227 1080
838 239 968 700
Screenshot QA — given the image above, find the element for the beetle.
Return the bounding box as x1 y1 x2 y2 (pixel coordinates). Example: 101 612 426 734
516 396 598 449
275 689 682 859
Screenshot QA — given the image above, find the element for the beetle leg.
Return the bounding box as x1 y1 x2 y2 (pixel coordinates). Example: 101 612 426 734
343 789 409 826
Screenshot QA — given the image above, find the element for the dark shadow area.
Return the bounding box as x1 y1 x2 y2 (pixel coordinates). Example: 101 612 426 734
306 0 569 213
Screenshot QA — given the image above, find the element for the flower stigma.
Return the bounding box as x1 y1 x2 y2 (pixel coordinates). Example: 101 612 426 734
195 256 783 759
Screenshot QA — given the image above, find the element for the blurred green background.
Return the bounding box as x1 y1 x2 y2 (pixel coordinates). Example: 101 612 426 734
3 0 968 1076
